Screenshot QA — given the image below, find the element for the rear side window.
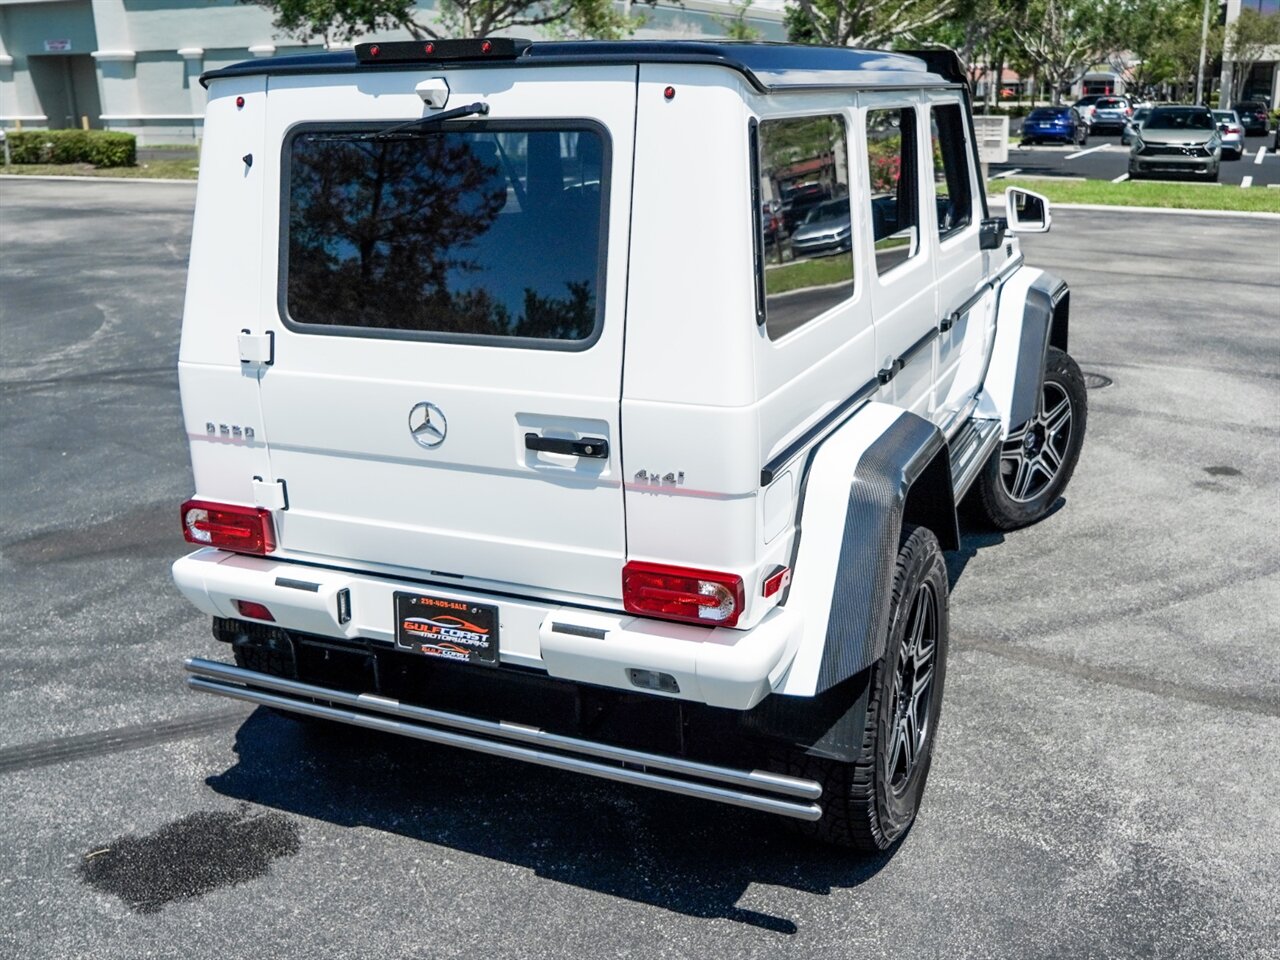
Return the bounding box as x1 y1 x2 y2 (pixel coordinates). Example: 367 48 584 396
930 103 974 240
865 107 920 275
753 114 854 340
283 123 608 347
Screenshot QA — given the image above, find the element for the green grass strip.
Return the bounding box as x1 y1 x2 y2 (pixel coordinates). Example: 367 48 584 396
991 176 1280 213
1 159 198 180
764 254 854 295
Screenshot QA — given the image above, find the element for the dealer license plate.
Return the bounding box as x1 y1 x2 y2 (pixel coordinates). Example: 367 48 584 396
393 592 499 666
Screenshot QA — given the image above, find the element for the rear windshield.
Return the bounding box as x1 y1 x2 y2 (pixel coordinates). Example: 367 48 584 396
282 122 608 347
1212 111 1236 122
1144 108 1214 131
1028 109 1068 120
1096 98 1125 108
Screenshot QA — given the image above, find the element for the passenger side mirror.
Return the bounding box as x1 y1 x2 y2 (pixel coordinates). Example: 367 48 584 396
1005 187 1051 234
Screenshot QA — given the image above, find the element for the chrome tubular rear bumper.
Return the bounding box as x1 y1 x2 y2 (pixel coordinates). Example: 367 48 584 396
184 658 824 821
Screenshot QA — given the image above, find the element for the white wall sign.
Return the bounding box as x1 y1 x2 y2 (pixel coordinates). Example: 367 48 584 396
972 115 1010 165
44 40 72 52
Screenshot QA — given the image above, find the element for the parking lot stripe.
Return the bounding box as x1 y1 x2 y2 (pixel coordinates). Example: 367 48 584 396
1254 146 1267 165
1241 175 1254 189
994 168 1022 179
1066 143 1110 160
1111 173 1129 183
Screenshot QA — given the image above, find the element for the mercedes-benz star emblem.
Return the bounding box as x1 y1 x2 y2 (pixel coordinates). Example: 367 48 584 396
408 401 447 449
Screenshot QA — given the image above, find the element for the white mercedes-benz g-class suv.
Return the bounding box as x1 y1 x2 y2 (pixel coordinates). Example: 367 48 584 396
174 39 1085 851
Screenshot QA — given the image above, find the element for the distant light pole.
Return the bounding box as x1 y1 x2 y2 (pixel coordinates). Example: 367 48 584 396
1195 0 1212 104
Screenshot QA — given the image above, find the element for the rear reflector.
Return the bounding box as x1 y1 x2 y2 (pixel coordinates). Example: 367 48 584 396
181 498 276 555
762 566 792 598
622 562 744 628
233 600 275 622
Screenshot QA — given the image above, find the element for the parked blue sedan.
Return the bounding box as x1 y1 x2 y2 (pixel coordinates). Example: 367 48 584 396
1021 106 1089 146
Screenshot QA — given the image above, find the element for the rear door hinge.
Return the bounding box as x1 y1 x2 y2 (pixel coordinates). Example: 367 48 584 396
238 329 275 365
252 476 288 510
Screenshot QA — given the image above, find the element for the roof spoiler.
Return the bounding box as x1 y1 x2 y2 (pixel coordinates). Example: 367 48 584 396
902 48 968 88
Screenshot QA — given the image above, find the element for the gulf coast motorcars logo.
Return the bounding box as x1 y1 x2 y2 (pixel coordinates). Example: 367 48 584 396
402 615 492 660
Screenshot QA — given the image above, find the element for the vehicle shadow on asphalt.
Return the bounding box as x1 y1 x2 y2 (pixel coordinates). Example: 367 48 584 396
946 498 1066 588
206 709 899 934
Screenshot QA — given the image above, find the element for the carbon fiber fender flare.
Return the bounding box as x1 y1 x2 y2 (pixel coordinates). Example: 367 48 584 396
773 404 957 701
741 407 956 759
812 410 954 693
1009 273 1070 428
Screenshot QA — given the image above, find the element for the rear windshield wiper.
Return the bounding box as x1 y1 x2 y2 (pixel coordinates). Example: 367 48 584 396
358 101 490 141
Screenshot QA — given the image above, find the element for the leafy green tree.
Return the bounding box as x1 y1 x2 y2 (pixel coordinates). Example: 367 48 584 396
1011 0 1110 103
1099 0 1209 97
784 0 958 47
246 0 647 43
716 0 764 40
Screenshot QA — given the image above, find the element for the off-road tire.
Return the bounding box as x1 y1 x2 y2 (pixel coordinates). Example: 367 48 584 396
971 345 1087 530
771 525 949 851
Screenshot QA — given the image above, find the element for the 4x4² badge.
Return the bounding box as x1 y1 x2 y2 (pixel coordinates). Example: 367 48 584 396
408 401 447 448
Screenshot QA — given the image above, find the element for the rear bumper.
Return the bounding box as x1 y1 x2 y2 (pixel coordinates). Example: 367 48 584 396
173 550 800 710
184 657 823 821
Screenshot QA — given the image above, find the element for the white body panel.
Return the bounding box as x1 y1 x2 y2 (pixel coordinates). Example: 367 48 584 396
173 549 793 708
925 92 994 424
862 91 937 420
975 265 1045 434
188 67 639 603
177 51 1054 709
773 402 907 695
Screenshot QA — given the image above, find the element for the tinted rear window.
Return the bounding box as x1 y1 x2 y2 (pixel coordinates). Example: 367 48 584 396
1028 109 1067 120
1097 98 1124 108
283 123 608 346
1145 108 1214 130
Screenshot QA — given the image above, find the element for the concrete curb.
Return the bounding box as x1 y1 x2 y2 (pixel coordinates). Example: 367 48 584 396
0 174 196 185
986 195 1280 220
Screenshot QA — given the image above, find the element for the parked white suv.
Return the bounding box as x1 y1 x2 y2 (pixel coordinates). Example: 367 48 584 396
174 40 1086 851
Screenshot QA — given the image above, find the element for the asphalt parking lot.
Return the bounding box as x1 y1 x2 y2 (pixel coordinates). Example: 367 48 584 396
990 128 1280 187
1 179 1278 959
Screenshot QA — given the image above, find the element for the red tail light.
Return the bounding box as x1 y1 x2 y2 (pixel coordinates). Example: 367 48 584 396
233 600 275 622
622 562 744 627
181 499 276 555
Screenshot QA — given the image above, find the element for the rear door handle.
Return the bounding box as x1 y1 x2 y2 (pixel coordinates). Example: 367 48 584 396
524 433 609 459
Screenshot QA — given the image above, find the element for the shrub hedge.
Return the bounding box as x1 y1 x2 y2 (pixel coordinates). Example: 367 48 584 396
5 129 137 168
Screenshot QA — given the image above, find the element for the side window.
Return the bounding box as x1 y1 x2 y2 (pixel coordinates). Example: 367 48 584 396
930 103 974 240
865 107 920 275
754 114 854 340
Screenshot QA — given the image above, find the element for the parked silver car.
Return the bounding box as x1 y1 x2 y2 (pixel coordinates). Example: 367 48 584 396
1129 105 1221 181
1090 95 1133 133
1121 106 1152 145
789 197 853 257
1211 110 1245 160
